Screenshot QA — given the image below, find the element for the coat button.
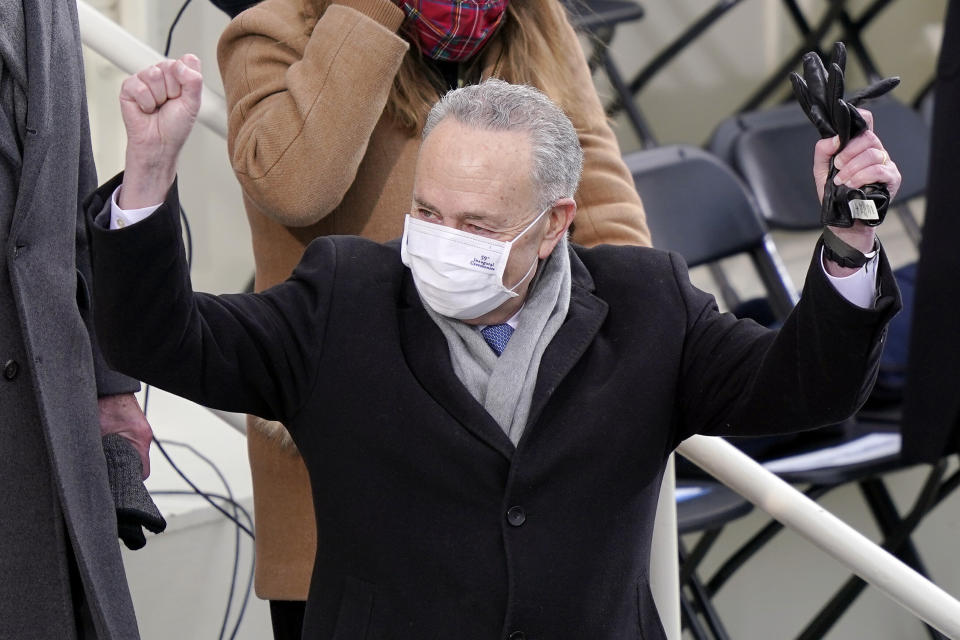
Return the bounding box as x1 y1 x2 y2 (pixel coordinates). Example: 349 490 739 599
506 506 526 527
3 360 19 380
507 632 526 640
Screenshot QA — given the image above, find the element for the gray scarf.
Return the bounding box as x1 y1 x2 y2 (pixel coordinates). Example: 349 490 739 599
426 237 571 445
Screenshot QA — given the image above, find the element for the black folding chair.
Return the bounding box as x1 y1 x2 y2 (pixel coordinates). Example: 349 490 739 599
560 0 655 147
624 144 798 318
712 97 929 246
675 481 753 640
625 145 800 639
704 98 958 640
606 0 913 123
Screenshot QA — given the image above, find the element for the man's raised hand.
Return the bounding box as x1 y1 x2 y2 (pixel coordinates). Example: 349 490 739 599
119 54 203 209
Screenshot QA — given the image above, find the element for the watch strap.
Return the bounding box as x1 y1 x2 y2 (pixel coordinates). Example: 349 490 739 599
822 226 879 268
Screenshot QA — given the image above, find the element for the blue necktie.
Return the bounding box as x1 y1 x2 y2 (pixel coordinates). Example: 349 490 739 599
480 323 514 356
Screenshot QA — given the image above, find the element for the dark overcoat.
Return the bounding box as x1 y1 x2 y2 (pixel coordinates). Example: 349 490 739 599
0 1 139 637
902 0 960 464
88 177 899 640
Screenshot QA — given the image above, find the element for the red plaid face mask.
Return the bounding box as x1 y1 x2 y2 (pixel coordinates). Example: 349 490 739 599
399 0 508 62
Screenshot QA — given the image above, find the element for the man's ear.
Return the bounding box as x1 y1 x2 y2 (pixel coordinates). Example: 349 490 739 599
538 198 577 259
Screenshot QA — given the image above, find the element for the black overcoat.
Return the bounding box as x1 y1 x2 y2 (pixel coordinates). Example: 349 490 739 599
902 0 960 464
87 176 899 640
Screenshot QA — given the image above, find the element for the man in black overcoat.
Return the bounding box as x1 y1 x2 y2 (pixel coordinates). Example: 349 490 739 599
86 55 902 639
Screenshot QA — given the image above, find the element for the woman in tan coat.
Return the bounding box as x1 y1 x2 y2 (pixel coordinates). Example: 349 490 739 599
217 0 650 634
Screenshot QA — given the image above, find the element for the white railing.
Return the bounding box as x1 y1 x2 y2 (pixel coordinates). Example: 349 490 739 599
77 0 228 139
76 3 960 638
679 436 960 638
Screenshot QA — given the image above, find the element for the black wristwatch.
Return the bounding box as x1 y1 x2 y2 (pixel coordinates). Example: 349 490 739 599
822 226 880 268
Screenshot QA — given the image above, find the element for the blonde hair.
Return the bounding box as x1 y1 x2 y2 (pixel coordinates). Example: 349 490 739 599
388 0 586 133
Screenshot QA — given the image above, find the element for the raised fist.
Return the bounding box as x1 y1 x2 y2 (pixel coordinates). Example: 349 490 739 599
118 54 203 208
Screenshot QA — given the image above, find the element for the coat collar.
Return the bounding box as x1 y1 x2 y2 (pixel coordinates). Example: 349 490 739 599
524 247 608 436
396 243 608 461
398 272 517 460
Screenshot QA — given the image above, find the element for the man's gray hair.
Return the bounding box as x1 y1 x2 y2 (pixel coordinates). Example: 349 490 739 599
422 79 584 210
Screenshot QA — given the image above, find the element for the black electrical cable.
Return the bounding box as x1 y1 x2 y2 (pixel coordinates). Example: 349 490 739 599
147 426 254 537
158 439 243 639
151 491 255 640
142 391 254 535
143 386 256 640
230 527 255 640
162 0 196 270
164 0 193 58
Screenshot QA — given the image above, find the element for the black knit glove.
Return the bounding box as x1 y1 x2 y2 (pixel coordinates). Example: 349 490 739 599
789 42 900 227
102 434 167 550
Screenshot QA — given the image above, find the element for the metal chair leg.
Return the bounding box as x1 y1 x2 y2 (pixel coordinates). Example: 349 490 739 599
680 586 713 640
681 540 733 640
795 463 948 640
706 485 832 595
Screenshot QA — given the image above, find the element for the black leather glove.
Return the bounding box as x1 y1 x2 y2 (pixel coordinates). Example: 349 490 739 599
102 434 167 550
789 42 900 227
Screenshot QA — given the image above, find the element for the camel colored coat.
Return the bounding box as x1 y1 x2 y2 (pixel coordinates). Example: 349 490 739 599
218 0 650 599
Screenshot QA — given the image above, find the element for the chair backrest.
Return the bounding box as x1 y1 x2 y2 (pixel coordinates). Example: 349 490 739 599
710 98 931 231
625 145 766 266
624 144 797 318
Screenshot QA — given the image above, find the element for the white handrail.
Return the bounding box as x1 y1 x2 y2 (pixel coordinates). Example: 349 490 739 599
678 435 960 639
76 0 228 139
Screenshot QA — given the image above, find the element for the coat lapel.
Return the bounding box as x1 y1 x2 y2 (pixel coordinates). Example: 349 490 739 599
10 0 54 239
525 248 608 433
397 273 516 461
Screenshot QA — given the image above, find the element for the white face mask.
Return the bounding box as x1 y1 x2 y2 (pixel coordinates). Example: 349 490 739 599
400 207 550 320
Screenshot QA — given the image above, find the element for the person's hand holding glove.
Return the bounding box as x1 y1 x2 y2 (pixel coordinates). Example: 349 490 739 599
102 434 167 550
99 394 166 550
790 42 900 227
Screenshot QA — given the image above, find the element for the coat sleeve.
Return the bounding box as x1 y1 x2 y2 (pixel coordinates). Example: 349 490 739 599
75 188 141 397
671 246 900 446
217 0 408 227
551 6 651 249
86 175 333 423
74 80 141 398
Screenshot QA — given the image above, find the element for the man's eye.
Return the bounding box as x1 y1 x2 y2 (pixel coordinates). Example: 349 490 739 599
467 224 494 235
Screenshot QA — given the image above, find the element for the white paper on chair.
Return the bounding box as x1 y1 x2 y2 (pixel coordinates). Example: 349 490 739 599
761 432 902 474
675 486 710 503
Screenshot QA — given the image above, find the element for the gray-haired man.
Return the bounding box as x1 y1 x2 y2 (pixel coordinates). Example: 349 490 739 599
87 56 900 639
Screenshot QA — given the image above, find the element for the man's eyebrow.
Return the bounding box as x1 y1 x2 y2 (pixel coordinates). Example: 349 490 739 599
411 196 492 221
411 195 435 211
